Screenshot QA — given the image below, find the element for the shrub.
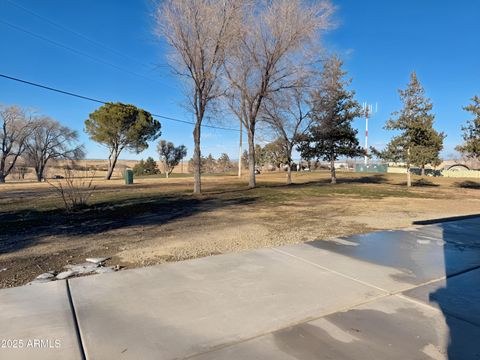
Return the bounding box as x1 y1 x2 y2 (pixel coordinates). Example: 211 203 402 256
47 167 97 212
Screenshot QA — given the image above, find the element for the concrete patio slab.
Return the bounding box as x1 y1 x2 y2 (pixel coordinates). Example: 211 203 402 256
403 267 480 326
2 216 479 359
69 248 385 360
192 294 480 360
0 281 83 360
277 219 480 293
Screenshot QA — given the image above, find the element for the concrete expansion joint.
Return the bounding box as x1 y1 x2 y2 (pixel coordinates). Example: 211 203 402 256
272 247 391 294
181 259 480 360
66 279 87 360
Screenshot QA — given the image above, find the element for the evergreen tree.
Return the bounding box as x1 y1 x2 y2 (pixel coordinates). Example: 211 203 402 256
456 96 480 160
204 154 216 173
372 72 445 185
254 144 267 168
264 139 288 169
217 153 232 172
144 157 159 175
133 159 146 176
85 103 161 180
241 150 249 169
297 56 363 184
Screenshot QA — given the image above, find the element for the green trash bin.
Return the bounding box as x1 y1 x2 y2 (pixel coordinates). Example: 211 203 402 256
125 169 134 184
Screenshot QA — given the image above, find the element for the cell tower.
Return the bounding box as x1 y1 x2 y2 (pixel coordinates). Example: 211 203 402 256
362 102 378 165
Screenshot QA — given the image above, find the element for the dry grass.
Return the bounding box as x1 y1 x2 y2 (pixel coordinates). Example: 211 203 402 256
0 171 479 288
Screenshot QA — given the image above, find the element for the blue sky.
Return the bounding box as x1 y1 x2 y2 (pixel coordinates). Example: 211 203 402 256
1 0 479 161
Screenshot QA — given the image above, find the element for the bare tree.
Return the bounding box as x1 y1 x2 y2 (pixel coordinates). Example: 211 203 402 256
262 81 314 184
225 0 333 188
25 117 84 182
0 105 33 183
156 0 244 194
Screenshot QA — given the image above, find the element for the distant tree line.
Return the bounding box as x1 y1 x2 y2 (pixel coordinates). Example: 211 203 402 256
187 153 234 174
0 105 83 183
2 1 479 189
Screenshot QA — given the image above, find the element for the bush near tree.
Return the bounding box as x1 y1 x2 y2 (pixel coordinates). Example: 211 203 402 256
133 157 160 176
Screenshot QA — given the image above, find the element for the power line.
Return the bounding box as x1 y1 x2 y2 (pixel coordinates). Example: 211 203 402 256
0 19 172 88
5 0 170 71
0 73 239 132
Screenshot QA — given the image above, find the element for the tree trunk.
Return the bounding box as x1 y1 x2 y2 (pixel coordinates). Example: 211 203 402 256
286 163 292 185
330 159 336 184
247 128 256 188
106 151 119 180
406 148 412 187
0 157 7 183
238 119 242 178
35 163 45 182
286 145 293 185
193 123 202 194
407 165 411 187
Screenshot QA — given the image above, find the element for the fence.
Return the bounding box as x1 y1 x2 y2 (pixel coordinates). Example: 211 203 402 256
355 164 388 173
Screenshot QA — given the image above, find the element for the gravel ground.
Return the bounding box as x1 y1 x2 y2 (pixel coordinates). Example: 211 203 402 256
1 172 479 288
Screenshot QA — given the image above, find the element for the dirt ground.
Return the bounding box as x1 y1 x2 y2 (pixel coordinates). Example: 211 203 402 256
1 171 479 288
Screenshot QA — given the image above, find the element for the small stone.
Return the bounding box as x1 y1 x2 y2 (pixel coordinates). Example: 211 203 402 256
0 268 7 272
36 272 55 280
65 262 99 274
56 270 76 280
86 257 110 264
95 266 116 274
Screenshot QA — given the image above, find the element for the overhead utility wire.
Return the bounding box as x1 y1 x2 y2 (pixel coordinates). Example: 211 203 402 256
0 19 172 88
5 0 169 70
0 73 240 132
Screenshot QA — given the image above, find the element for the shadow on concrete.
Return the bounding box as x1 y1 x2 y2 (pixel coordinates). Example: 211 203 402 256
427 216 480 360
304 215 480 359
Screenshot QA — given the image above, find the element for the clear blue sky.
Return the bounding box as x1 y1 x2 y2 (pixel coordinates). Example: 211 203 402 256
1 0 479 160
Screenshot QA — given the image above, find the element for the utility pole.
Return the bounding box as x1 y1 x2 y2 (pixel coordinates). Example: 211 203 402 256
362 102 377 165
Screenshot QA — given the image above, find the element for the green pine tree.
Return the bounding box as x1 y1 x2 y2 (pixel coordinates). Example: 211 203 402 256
297 56 363 184
372 72 445 185
144 157 159 175
217 153 232 172
456 96 480 160
133 159 146 176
